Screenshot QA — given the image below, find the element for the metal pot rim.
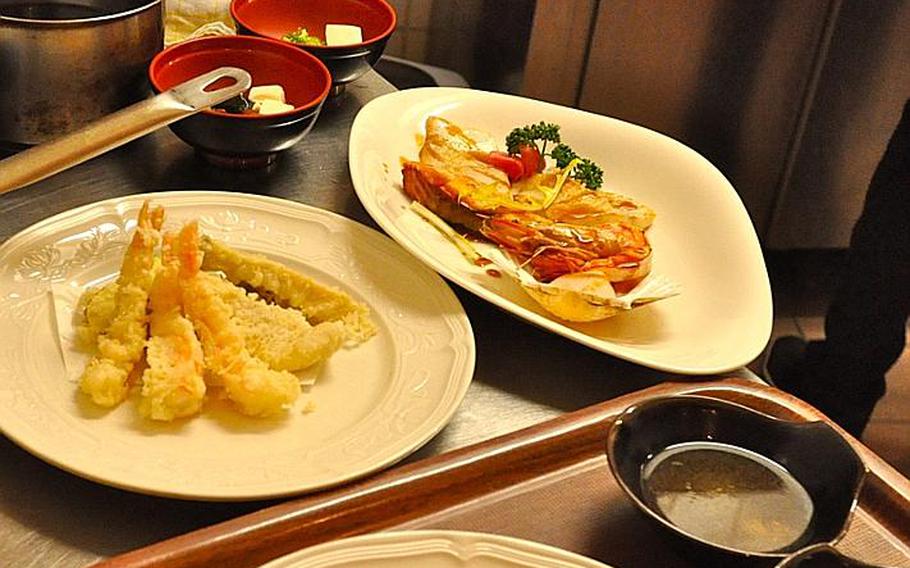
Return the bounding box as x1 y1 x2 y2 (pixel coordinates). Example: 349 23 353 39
0 0 160 26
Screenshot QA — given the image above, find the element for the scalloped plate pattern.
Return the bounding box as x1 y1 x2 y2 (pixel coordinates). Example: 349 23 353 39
262 530 614 567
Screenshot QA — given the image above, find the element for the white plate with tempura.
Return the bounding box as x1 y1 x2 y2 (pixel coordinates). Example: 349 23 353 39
0 191 474 500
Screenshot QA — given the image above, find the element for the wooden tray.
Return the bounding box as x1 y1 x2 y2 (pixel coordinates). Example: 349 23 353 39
95 379 910 568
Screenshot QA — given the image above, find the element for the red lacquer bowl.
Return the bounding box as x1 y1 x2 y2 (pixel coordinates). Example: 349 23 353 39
231 0 396 90
149 35 332 168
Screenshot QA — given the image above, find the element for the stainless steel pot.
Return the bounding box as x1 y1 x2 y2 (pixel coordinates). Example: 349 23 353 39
0 0 163 145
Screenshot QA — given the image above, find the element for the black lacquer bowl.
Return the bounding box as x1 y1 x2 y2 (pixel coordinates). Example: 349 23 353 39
148 35 331 168
607 395 868 566
230 0 396 91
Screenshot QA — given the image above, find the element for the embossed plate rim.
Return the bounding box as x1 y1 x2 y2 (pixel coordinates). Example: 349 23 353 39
261 530 614 567
0 191 475 501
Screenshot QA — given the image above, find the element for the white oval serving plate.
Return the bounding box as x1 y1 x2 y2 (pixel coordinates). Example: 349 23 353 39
349 87 772 374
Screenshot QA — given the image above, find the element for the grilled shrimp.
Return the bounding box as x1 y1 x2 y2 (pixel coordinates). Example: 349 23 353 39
176 223 300 417
79 201 164 407
137 232 206 421
480 212 652 284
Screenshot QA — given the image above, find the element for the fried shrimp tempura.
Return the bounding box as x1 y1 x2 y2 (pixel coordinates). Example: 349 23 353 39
199 236 376 344
177 223 300 417
79 202 164 407
137 233 206 421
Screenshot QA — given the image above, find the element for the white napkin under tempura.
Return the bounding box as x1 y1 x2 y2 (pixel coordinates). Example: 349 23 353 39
49 283 92 384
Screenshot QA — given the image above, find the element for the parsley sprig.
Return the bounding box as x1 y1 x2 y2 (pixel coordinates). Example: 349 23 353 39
549 143 576 168
571 158 604 190
506 122 561 155
505 123 604 189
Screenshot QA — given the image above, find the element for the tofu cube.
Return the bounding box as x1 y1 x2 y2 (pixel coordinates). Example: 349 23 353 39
248 85 286 104
255 99 295 115
325 24 363 46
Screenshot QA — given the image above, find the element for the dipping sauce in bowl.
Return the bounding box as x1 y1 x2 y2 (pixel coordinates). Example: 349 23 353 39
642 441 814 553
607 395 867 563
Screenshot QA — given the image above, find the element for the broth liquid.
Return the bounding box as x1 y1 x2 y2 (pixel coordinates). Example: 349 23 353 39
642 441 814 553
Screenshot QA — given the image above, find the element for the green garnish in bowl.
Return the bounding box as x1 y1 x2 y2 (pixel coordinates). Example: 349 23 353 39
283 27 324 46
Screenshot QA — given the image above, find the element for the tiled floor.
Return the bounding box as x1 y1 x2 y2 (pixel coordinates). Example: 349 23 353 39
749 250 910 478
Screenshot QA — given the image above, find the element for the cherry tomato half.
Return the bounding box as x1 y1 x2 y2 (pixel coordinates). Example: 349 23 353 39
484 151 525 182
519 145 542 175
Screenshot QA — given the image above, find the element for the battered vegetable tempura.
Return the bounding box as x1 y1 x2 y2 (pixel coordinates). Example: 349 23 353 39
202 273 346 371
200 236 376 344
176 223 300 417
137 233 206 421
79 202 164 407
77 274 348 376
74 283 118 351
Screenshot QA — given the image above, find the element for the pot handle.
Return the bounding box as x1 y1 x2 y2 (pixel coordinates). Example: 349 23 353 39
0 67 252 195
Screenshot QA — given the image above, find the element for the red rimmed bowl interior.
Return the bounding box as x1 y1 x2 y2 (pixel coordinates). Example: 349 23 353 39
231 0 396 87
148 35 331 168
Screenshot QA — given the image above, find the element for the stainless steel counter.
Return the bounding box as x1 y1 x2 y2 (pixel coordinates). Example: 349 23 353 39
0 72 756 567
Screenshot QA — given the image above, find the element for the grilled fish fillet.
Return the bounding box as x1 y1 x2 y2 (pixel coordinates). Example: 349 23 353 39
402 116 655 230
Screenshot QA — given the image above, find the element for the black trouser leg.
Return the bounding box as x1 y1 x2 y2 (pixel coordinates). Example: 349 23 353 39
799 99 910 436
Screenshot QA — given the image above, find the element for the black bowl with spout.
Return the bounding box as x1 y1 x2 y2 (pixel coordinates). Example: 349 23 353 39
774 543 887 568
607 395 867 566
